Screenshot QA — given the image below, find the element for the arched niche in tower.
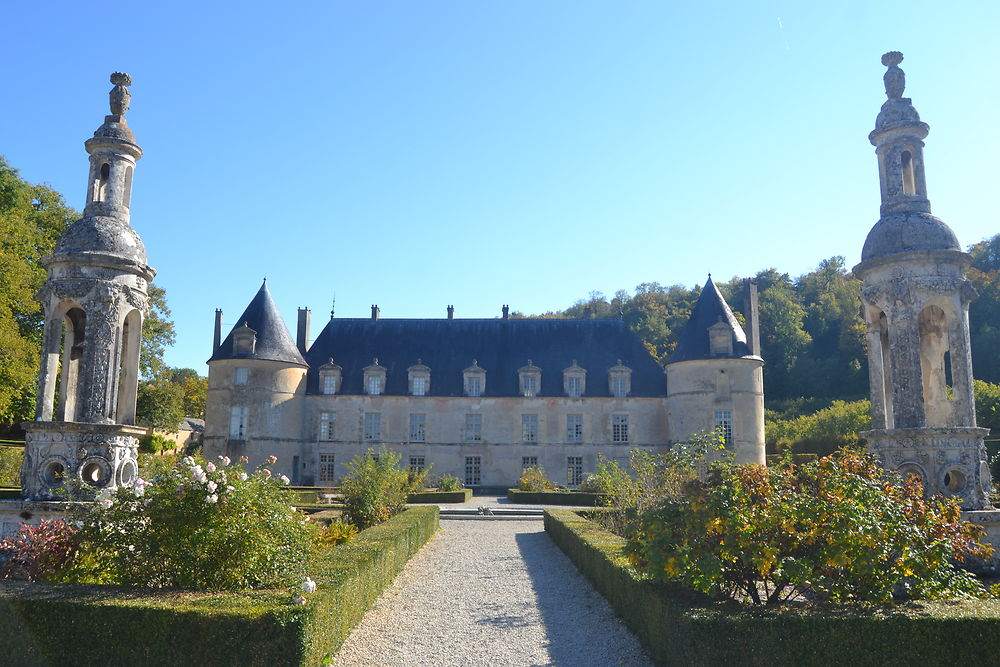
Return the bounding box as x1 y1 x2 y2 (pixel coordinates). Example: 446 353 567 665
919 302 956 427
123 165 133 208
93 162 111 203
115 309 142 424
57 306 87 422
900 149 916 195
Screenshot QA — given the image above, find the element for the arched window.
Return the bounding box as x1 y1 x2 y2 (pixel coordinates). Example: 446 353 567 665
123 165 133 208
901 150 916 195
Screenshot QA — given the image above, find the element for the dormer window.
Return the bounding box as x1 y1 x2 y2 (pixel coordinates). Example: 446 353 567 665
408 360 431 397
563 360 587 398
609 360 632 398
708 317 734 356
232 323 257 357
318 359 342 395
464 360 486 397
518 361 542 398
363 358 387 396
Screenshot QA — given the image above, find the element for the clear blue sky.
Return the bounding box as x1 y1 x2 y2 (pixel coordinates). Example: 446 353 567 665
5 2 999 374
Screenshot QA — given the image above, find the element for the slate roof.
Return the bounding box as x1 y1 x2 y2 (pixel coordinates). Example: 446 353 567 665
667 277 751 364
303 317 666 397
209 282 306 366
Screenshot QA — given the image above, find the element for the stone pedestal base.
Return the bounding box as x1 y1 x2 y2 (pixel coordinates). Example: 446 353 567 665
962 509 1000 573
20 421 145 500
0 500 72 539
862 426 992 509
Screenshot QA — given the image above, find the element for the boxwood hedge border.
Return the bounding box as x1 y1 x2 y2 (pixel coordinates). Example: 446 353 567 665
0 505 439 665
545 508 1000 666
407 488 473 503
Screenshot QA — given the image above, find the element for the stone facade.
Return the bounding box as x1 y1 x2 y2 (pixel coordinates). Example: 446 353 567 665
855 53 992 510
204 281 766 487
20 73 154 500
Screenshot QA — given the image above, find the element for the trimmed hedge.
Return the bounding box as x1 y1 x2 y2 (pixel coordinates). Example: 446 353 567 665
0 506 439 665
507 489 608 506
0 447 23 488
545 509 1000 666
407 488 473 503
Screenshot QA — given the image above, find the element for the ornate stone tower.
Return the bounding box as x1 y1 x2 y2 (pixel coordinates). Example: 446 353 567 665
21 73 154 499
855 53 991 509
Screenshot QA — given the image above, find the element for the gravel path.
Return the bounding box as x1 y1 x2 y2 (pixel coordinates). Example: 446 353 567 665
334 519 652 667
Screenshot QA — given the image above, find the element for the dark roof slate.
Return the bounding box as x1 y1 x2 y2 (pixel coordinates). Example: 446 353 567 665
303 317 665 397
208 282 306 366
667 277 751 364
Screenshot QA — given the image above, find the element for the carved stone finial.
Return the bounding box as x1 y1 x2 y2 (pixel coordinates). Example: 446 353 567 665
881 51 905 99
109 72 132 117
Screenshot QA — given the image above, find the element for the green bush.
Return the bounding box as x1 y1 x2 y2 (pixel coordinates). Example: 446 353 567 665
0 447 23 487
766 399 872 456
627 451 992 605
138 433 174 454
341 448 419 529
545 508 1000 666
0 507 439 665
63 455 315 591
434 473 462 492
589 430 726 537
517 466 555 492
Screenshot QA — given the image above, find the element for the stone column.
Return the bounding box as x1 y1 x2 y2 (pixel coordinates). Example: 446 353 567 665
886 308 925 428
864 320 888 429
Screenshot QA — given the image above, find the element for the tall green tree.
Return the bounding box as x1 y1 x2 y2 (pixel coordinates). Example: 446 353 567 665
0 158 77 425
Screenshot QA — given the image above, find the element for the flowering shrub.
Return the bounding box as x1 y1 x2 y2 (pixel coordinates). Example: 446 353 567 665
0 519 77 582
518 466 556 492
626 451 993 605
341 448 419 529
64 455 315 591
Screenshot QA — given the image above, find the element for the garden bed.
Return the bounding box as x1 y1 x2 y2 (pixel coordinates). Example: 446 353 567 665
507 489 608 506
407 488 473 503
545 508 1000 666
0 506 439 665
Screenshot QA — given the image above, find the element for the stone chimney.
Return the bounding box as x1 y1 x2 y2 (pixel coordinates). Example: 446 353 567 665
371 304 380 322
447 305 454 320
743 279 760 357
213 309 223 354
502 304 509 319
296 307 311 354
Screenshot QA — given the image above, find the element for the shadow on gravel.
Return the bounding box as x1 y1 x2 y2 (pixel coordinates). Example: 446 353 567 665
515 531 649 667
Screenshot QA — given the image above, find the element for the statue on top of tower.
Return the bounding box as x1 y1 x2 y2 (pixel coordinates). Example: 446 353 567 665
109 72 132 117
881 51 905 99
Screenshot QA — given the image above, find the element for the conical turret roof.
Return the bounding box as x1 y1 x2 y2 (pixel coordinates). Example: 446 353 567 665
209 281 306 366
667 277 751 364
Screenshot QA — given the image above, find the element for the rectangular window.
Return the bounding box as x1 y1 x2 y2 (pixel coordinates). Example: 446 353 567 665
409 456 425 472
366 376 382 396
412 376 427 396
319 453 336 483
523 376 537 397
319 411 335 441
714 410 733 446
522 414 538 443
566 414 583 443
611 377 627 398
322 374 337 395
229 406 248 439
566 375 582 397
363 412 381 441
409 413 426 442
567 456 583 486
465 455 482 486
612 414 629 443
467 376 482 397
234 367 249 386
522 456 538 469
465 413 482 442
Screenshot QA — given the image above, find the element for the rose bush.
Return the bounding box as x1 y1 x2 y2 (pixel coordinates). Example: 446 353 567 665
63 455 315 591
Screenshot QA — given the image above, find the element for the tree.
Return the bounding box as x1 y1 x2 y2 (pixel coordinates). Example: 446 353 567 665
141 284 175 380
172 368 208 420
135 379 185 432
0 158 77 426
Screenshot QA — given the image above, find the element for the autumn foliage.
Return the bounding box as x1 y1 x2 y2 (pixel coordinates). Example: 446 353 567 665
626 451 993 604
